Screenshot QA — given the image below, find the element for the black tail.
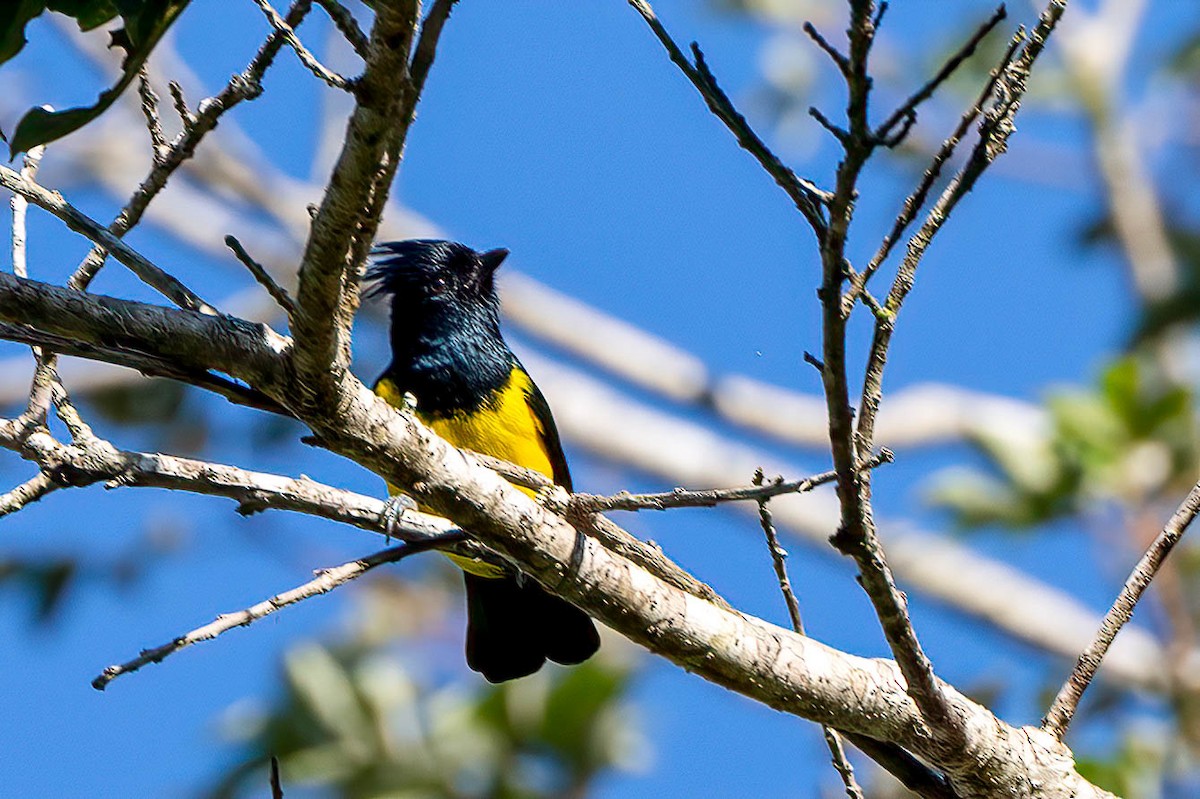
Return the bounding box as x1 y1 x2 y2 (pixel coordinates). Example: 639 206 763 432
463 572 600 683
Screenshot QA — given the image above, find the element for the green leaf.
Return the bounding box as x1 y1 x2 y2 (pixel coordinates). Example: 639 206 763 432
0 0 50 63
48 0 120 30
8 0 191 155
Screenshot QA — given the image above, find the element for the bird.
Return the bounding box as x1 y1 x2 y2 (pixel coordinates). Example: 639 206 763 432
365 239 600 683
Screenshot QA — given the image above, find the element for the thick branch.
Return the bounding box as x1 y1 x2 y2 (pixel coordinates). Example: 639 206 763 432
291 2 421 389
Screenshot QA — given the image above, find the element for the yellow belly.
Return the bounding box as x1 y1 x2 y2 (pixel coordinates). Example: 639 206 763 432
375 369 554 577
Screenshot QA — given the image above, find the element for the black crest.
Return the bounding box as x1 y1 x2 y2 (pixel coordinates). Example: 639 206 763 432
365 240 508 309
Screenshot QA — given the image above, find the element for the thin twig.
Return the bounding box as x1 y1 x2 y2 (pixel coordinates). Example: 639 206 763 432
250 0 352 90
855 5 1064 461
10 140 45 279
135 67 167 159
753 469 863 799
0 164 216 313
225 235 296 315
874 5 1008 143
71 0 316 295
844 30 1025 315
0 472 58 518
314 0 369 58
410 0 458 97
91 531 467 689
9 136 58 429
802 22 851 76
814 0 968 749
626 0 829 236
168 81 194 129
570 451 892 514
269 756 284 799
1042 479 1200 739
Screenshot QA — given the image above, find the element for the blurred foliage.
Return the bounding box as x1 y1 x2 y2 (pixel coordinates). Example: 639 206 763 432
209 574 645 799
929 356 1197 529
1076 733 1171 799
0 520 179 625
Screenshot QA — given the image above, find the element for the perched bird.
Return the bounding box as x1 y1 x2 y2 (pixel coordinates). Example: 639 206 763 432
366 239 600 682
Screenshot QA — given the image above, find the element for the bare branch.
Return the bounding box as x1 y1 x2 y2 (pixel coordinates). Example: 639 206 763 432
314 0 369 58
0 472 58 517
626 0 829 235
410 0 458 97
225 235 296 315
168 80 195 128
71 0 317 293
291 1 423 389
270 756 284 799
9 140 45 279
754 471 866 799
1043 480 1200 739
250 0 353 91
802 21 850 76
844 30 1025 314
0 164 216 313
135 68 168 159
874 5 1008 143
92 531 466 689
569 451 892 514
856 3 1067 462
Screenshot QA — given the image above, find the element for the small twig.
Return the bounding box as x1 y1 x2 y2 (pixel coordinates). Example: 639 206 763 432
802 21 851 76
251 0 352 90
225 235 296 315
9 135 58 429
809 106 850 143
135 68 167 160
626 0 829 235
754 469 863 799
410 0 459 97
10 139 45 279
270 756 284 799
91 531 467 689
0 164 216 314
570 452 892 514
168 81 195 129
0 472 58 518
314 0 369 58
874 5 1008 143
1043 479 1200 739
71 0 315 295
844 29 1024 314
754 469 805 632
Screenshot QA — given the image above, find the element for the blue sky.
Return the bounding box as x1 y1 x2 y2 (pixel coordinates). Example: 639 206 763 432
0 0 1191 796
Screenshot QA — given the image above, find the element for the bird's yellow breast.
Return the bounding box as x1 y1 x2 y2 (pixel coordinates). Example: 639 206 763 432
375 368 553 577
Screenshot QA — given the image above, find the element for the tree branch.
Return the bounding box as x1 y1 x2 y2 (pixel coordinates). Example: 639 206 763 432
291 1 422 390
1042 479 1200 739
0 165 215 314
0 235 1116 797
250 0 352 91
92 531 466 690
569 451 891 514
0 471 58 517
626 0 829 236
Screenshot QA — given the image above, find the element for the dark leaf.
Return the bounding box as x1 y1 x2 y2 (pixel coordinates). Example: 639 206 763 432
8 0 190 155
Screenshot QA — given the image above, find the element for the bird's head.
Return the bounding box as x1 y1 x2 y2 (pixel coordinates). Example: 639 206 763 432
365 240 509 320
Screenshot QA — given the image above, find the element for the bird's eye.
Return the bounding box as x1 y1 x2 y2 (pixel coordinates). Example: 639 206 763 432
432 276 448 291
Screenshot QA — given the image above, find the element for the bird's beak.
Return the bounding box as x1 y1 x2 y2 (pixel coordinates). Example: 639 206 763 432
480 248 509 275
